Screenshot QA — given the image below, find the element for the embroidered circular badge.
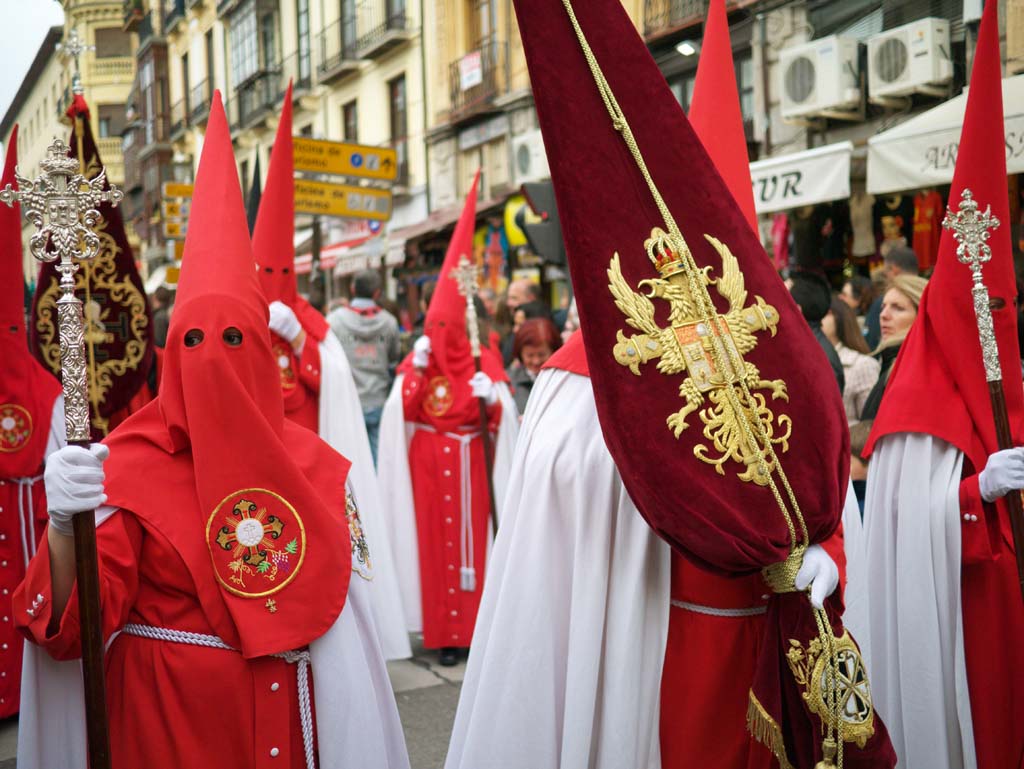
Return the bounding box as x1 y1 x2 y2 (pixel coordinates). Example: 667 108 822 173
205 489 307 598
273 340 297 391
0 404 33 453
424 375 454 417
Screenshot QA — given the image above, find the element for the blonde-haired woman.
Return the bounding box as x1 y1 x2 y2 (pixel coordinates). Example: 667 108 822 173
860 274 929 421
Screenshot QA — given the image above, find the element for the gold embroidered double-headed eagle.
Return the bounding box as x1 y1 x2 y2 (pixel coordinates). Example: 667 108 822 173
608 227 792 484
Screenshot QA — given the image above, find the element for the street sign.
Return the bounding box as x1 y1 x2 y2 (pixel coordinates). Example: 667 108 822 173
163 220 188 238
292 137 398 182
162 200 191 219
294 179 392 221
162 182 194 198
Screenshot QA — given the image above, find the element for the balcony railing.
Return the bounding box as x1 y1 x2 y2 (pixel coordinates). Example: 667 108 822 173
447 39 507 123
189 79 211 123
643 0 709 39
356 5 415 59
318 17 360 83
231 69 283 130
170 98 187 139
165 0 187 32
90 57 135 84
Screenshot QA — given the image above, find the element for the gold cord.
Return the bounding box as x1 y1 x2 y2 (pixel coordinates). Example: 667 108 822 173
557 2 850 764
559 0 807 547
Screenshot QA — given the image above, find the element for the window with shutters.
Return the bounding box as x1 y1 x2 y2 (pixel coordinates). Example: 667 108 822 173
94 27 131 58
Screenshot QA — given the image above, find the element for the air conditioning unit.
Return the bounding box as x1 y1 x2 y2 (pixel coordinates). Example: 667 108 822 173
780 36 862 120
867 18 952 101
512 130 550 186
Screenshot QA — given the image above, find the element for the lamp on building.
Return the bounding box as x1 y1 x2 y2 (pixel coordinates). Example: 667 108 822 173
675 40 700 57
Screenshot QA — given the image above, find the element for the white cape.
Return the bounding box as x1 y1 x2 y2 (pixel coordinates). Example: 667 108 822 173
317 334 411 660
444 368 672 769
844 433 975 769
377 373 519 633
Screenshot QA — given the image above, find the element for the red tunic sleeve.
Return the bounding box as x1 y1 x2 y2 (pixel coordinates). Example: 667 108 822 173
402 370 428 421
13 512 143 660
296 338 322 395
959 474 1003 565
820 524 846 587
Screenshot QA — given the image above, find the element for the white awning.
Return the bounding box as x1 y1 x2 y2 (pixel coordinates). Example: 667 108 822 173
867 75 1024 194
749 142 854 214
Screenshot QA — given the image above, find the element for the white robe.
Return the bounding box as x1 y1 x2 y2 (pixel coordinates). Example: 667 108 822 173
317 333 411 660
444 368 672 769
446 366 864 769
377 372 519 633
844 433 976 769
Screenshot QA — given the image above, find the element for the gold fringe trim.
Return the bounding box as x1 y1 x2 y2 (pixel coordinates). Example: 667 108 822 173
747 689 795 769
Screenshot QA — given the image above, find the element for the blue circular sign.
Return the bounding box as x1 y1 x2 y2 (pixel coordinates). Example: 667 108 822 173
350 153 364 168
369 221 382 233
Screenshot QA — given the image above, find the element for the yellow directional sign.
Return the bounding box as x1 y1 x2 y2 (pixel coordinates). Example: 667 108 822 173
162 200 191 219
162 182 195 198
172 240 185 260
293 137 399 182
164 220 188 238
293 179 392 221
166 265 181 285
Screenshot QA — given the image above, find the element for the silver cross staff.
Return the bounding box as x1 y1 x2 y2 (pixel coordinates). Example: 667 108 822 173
943 188 1002 382
450 254 483 358
57 28 94 96
0 138 123 441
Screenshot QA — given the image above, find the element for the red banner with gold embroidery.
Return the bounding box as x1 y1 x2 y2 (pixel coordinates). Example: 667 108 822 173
30 95 153 440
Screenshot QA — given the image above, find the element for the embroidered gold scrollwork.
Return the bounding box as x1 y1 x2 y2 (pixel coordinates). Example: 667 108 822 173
35 217 149 435
608 228 789 484
786 631 876 749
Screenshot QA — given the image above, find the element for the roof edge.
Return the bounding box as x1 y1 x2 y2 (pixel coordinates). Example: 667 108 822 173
0 26 64 143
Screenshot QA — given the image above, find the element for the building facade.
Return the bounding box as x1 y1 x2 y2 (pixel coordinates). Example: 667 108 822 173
1 1 137 280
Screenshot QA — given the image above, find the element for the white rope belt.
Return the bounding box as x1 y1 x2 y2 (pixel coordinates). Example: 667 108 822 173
670 599 768 618
121 623 316 769
413 423 482 592
7 475 43 567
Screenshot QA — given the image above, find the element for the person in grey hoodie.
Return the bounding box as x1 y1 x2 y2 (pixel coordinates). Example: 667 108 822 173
328 269 401 463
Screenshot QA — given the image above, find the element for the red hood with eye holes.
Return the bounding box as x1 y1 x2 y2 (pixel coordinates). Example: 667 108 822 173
101 94 352 658
253 81 328 341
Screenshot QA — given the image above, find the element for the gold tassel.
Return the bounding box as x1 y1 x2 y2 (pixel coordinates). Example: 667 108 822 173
814 737 838 769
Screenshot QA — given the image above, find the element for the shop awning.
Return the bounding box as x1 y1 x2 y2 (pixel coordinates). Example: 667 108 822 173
867 75 1024 194
749 142 854 214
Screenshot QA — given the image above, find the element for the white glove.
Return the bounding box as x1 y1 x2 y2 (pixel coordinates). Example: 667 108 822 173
44 444 109 537
412 335 432 369
268 301 302 343
794 544 839 610
979 447 1024 503
469 371 498 406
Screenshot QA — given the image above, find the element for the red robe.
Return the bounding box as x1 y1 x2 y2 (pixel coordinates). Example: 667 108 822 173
958 473 1024 768
15 512 312 769
0 356 60 719
401 370 500 649
274 327 325 434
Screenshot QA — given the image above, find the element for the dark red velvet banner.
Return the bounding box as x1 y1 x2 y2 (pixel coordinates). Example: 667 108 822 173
31 95 154 440
513 0 894 765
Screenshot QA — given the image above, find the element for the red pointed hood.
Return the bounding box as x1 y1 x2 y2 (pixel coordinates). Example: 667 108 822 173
398 171 507 430
866 0 1022 473
689 0 758 234
0 126 25 340
253 81 328 340
102 94 351 658
0 125 62 476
